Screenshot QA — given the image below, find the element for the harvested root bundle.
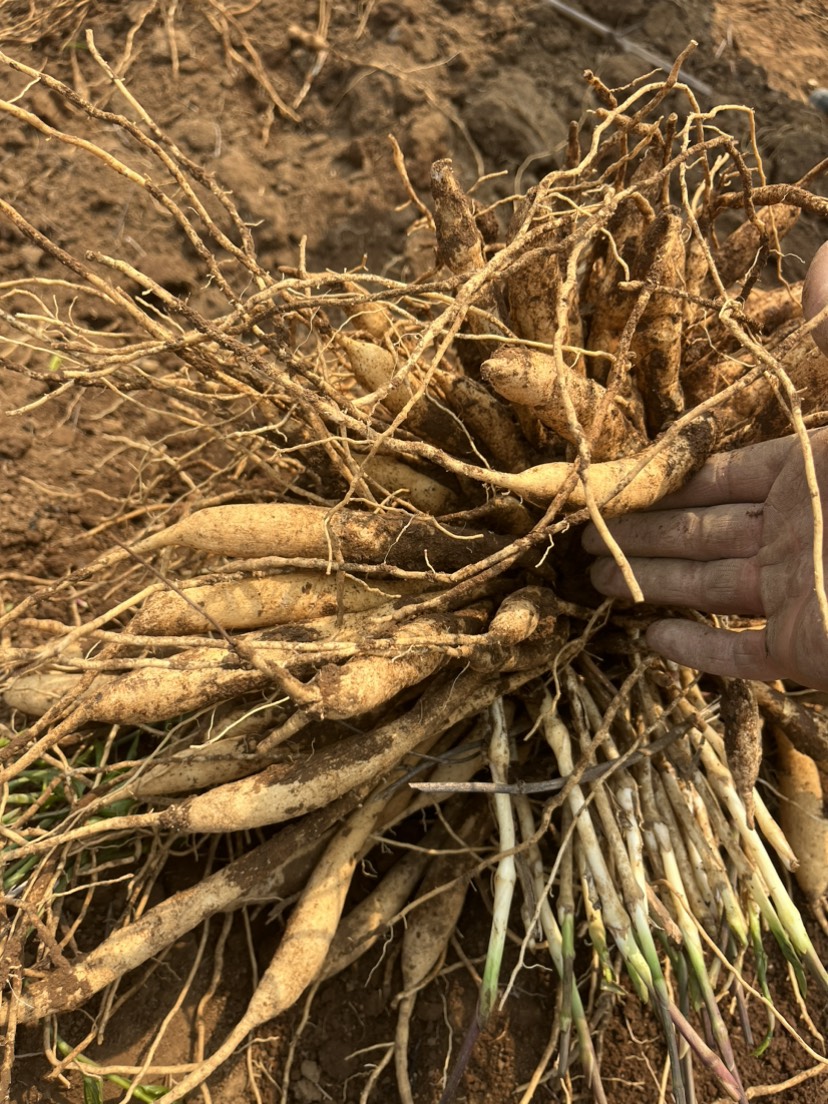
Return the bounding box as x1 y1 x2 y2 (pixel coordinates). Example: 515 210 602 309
4 42 828 1104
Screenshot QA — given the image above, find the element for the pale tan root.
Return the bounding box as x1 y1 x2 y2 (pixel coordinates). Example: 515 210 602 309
442 374 535 474
308 608 488 719
5 663 269 724
462 586 563 676
395 807 484 1104
683 231 710 332
124 733 275 798
312 648 444 721
131 503 508 571
321 829 440 980
340 335 470 455
156 792 389 1102
482 346 647 460
5 598 504 728
321 744 489 979
156 642 559 835
361 453 459 514
720 678 762 829
340 335 414 413
3 671 84 717
342 281 394 339
16 788 369 1024
686 337 828 441
775 729 828 909
430 157 502 355
479 414 715 509
131 571 422 635
502 222 586 372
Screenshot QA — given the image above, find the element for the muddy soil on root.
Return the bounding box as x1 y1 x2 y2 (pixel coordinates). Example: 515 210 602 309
2 1 828 1102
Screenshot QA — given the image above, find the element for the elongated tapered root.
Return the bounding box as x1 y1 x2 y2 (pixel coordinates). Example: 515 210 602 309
482 346 647 460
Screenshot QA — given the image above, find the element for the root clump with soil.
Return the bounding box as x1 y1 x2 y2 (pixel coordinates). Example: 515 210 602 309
3 35 828 1104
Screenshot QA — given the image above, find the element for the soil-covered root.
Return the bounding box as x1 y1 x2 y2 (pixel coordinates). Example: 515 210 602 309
15 786 369 1024
474 414 716 509
720 678 762 829
106 503 510 572
6 651 560 857
362 453 460 514
430 158 487 277
5 658 271 725
129 571 428 635
308 608 487 719
583 191 655 374
442 374 536 473
163 656 554 832
712 203 800 290
149 790 391 1103
4 592 555 726
322 812 462 980
775 730 828 926
482 346 647 460
339 334 472 456
14 728 486 1030
629 209 686 433
123 737 271 797
394 806 485 1104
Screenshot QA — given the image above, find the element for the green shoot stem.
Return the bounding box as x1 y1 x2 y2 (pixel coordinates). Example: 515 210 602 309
479 697 516 1027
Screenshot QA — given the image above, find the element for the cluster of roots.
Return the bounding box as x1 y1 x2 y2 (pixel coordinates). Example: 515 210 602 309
3 39 828 1104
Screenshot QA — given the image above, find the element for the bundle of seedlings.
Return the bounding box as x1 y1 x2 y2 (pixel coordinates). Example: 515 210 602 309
3 37 828 1104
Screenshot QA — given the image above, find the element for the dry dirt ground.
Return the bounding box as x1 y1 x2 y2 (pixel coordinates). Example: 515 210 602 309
2 1 828 1102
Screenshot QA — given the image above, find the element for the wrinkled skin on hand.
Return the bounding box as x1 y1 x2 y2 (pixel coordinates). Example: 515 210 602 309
584 242 828 690
804 240 828 356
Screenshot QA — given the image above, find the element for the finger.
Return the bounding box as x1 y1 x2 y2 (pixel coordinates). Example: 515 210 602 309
655 436 796 509
582 503 765 560
590 555 763 615
645 620 783 681
766 599 828 693
803 240 828 355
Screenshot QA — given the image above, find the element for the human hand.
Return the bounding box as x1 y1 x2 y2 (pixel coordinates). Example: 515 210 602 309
804 240 828 356
583 242 828 689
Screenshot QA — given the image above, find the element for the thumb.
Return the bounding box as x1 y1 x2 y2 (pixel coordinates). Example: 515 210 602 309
803 241 828 355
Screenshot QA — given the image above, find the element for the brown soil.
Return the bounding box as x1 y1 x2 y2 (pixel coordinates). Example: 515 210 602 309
2 2 828 1102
